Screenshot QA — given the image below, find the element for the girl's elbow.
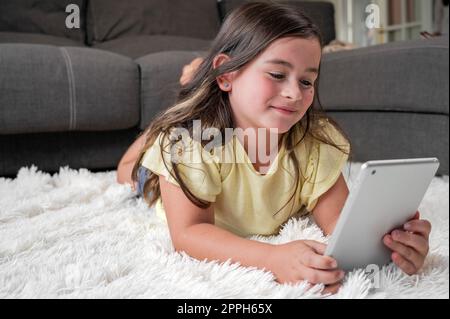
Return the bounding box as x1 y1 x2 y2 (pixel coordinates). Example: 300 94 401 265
170 224 203 253
116 162 135 187
171 230 190 252
171 237 190 254
116 163 127 184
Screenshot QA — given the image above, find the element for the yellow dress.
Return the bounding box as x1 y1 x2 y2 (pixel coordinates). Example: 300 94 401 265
141 121 350 237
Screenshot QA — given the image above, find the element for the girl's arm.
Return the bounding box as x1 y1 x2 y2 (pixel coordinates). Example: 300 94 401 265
159 175 344 288
311 173 349 236
116 133 147 187
159 175 274 269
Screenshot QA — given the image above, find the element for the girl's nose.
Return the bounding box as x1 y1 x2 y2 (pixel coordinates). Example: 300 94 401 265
281 81 302 101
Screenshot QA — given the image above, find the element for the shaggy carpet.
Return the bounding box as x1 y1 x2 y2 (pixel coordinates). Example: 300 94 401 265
0 163 448 299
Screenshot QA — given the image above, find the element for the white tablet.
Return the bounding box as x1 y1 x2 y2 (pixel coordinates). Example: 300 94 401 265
324 158 440 271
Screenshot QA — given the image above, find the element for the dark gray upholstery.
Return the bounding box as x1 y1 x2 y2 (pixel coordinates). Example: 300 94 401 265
0 32 84 46
0 44 140 134
316 36 449 175
86 0 221 45
318 36 449 114
218 0 336 45
0 128 141 175
0 0 86 44
0 0 448 178
330 112 449 175
93 35 212 59
137 51 206 128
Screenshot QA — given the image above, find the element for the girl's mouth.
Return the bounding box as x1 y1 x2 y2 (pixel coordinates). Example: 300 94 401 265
270 106 296 115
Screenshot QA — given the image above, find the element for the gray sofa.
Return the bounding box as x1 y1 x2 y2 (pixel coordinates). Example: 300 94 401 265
0 0 448 177
319 37 449 175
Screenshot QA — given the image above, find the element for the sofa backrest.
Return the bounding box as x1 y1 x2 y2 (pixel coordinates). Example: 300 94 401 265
0 1 335 46
317 36 450 115
86 0 222 45
0 0 86 44
217 0 336 45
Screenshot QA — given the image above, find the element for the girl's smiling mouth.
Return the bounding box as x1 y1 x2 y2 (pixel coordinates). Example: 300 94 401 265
270 105 297 115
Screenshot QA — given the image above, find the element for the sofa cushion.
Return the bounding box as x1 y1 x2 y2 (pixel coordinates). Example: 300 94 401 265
330 111 448 176
0 128 142 177
87 0 221 45
318 37 449 115
93 35 211 59
0 0 86 44
0 32 84 46
0 44 139 134
218 0 336 45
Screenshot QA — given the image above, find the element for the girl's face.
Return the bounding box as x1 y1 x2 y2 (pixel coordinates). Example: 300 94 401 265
223 37 322 134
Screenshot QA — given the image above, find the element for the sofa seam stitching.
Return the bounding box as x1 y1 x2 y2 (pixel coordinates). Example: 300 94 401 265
60 47 76 131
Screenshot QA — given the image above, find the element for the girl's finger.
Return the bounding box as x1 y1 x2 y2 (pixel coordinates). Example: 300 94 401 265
392 252 417 275
301 249 338 270
303 240 341 269
384 235 424 269
303 240 327 254
411 211 420 220
404 219 432 240
391 230 429 256
322 282 342 295
300 264 345 285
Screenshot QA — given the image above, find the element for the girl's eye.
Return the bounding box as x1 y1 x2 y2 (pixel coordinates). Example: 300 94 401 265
269 73 314 88
300 80 313 88
269 73 285 80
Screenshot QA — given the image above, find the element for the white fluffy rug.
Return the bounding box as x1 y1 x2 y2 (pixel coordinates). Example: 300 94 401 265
0 163 448 299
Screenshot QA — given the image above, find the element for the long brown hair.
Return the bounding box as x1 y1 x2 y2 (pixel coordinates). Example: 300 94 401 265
132 1 351 214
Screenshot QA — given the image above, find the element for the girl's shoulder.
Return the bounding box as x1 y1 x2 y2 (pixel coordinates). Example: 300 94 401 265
140 130 223 203
142 130 222 167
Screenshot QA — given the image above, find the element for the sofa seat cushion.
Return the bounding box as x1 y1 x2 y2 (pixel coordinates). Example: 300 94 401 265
0 32 84 46
0 44 140 134
93 35 211 59
318 37 449 115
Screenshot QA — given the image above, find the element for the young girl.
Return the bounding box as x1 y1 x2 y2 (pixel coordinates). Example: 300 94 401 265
117 2 431 293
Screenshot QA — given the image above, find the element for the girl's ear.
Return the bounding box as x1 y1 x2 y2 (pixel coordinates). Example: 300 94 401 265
213 53 234 92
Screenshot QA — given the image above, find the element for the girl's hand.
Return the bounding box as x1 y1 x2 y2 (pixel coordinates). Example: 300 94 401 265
179 57 204 86
383 211 431 275
266 240 345 294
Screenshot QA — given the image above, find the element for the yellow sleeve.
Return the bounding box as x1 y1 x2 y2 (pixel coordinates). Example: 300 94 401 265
140 132 222 202
299 121 350 212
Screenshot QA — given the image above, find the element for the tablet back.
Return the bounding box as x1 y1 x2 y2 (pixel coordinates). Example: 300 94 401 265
325 158 439 271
